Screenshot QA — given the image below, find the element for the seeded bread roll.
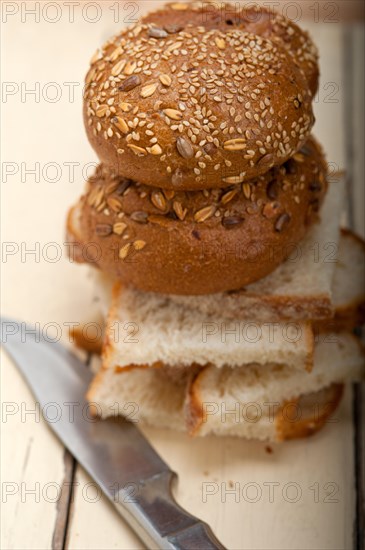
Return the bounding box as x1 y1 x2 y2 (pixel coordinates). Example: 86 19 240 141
145 2 319 96
84 2 317 190
67 136 327 295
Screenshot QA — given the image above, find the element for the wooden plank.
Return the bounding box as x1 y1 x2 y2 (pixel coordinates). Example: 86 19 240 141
1 350 67 550
0 11 106 550
52 451 76 550
66 385 356 550
343 24 365 550
1 4 361 550
65 17 358 550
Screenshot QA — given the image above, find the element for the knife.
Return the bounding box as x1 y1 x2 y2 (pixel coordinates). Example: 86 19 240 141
1 317 225 550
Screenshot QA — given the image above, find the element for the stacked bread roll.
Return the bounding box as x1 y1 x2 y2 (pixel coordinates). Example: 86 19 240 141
67 2 364 442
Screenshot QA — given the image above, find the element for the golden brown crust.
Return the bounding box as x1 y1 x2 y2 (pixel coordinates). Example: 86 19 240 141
304 326 315 372
275 384 344 441
84 2 317 190
186 366 208 436
145 2 319 96
66 136 327 295
314 228 365 332
70 326 104 355
187 372 345 441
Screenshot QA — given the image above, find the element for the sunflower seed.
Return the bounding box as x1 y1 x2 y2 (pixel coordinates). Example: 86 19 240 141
300 144 312 156
258 153 274 167
116 180 131 195
284 159 297 175
113 222 127 235
176 136 194 159
222 216 244 229
173 200 187 221
223 139 246 151
164 108 183 120
275 213 291 232
204 142 217 155
164 24 183 34
140 83 158 98
148 215 174 227
148 27 168 38
112 116 129 134
95 224 112 237
194 205 216 223
309 182 322 192
159 74 172 87
130 211 148 223
133 240 147 250
119 243 131 260
267 180 279 200
151 190 166 211
171 168 184 186
119 75 141 92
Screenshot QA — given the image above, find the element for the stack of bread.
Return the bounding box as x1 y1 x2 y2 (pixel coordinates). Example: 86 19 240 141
67 2 364 442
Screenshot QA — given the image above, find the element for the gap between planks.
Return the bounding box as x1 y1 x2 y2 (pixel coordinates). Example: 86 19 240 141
51 353 93 550
343 26 365 550
52 450 77 550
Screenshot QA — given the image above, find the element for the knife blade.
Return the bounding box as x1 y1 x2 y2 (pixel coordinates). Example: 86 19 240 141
1 317 225 550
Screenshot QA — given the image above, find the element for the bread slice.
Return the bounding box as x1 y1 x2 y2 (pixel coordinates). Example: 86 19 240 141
87 333 364 442
187 333 364 439
169 175 345 321
103 282 314 371
68 176 344 322
315 228 365 331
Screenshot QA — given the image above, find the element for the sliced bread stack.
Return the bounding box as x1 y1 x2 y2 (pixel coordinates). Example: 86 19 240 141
87 217 365 441
67 2 365 442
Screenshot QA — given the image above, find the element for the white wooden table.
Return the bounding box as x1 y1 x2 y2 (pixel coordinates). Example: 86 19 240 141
1 2 364 549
